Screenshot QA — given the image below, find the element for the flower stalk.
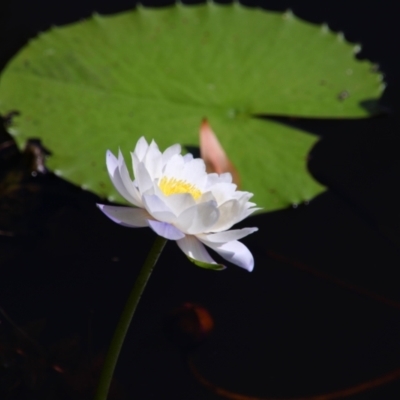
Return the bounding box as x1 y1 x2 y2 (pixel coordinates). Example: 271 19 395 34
94 235 167 400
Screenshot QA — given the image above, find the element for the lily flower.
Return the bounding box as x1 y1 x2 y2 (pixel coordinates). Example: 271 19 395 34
97 137 259 271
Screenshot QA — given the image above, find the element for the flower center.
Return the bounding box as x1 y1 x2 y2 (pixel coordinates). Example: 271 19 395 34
159 176 202 200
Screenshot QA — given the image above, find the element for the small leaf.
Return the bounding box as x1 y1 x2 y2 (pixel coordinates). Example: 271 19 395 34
187 256 226 271
200 119 240 186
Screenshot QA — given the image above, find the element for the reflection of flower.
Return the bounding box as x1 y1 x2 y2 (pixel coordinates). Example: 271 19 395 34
97 137 259 271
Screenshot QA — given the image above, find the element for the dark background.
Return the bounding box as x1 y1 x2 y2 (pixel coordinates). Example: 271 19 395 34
1 0 400 399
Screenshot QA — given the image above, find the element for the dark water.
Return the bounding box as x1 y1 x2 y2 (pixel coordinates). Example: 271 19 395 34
1 0 400 399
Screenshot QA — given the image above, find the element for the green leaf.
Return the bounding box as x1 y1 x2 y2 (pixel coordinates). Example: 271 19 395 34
0 3 383 211
187 256 226 271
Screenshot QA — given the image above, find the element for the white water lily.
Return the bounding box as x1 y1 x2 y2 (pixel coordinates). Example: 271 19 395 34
97 137 259 271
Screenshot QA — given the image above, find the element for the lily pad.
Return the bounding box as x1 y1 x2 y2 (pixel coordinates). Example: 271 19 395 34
0 2 383 211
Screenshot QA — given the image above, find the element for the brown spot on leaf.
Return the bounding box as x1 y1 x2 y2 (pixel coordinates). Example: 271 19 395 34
338 90 349 101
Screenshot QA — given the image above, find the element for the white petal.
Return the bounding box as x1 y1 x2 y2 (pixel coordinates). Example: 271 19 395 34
176 235 219 266
240 207 261 221
233 191 253 203
118 150 143 206
143 140 162 180
142 194 175 223
106 150 118 177
133 137 148 161
200 227 258 243
204 240 254 272
142 194 170 213
148 220 185 240
182 158 206 181
162 154 185 178
176 201 219 234
209 182 237 205
218 173 232 184
127 182 143 207
106 150 141 206
205 173 219 188
131 151 140 179
162 144 181 166
211 199 241 232
198 191 217 204
136 162 154 194
183 153 193 163
97 204 149 227
161 193 196 216
205 172 232 189
181 158 208 189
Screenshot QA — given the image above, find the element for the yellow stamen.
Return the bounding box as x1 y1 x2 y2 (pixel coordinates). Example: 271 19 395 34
159 176 202 200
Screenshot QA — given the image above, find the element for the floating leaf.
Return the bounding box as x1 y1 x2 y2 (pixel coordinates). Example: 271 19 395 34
0 2 383 211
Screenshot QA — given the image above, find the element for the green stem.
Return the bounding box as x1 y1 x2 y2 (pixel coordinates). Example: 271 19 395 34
95 235 168 400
